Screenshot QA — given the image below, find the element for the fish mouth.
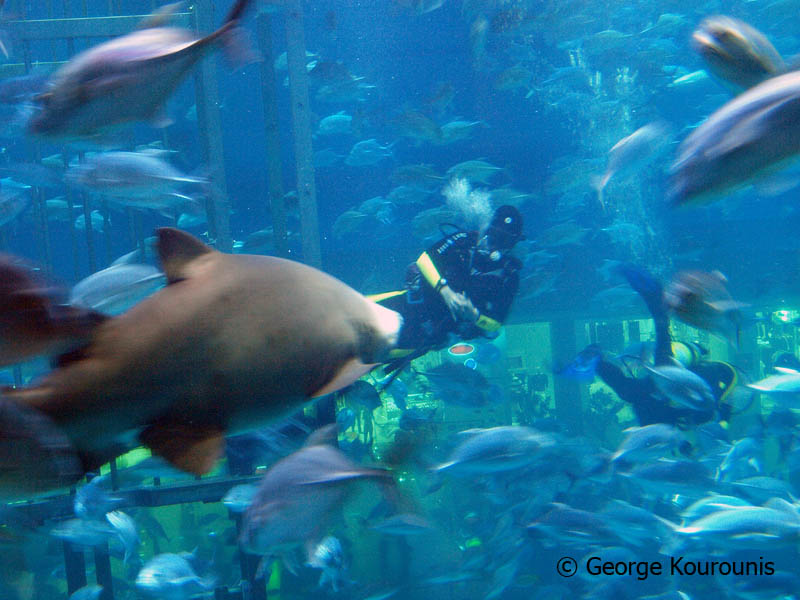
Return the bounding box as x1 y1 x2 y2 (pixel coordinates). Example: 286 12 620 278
691 31 729 60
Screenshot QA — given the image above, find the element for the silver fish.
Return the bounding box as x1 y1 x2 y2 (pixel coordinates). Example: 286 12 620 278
136 553 215 600
69 263 166 315
66 151 205 206
28 0 253 140
748 371 800 394
611 424 688 463
669 71 800 204
692 15 785 91
221 482 258 513
69 585 103 600
345 139 394 167
591 121 669 209
434 426 555 475
643 363 716 412
240 428 391 557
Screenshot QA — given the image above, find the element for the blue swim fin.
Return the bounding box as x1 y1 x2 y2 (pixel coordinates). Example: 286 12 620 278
616 263 666 320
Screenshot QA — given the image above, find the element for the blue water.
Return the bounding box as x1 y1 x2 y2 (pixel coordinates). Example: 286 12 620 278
3 0 800 599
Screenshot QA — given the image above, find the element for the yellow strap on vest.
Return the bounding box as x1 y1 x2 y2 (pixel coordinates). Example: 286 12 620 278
367 290 407 303
416 251 443 289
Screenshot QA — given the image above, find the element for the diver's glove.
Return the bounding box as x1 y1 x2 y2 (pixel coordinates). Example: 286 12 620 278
440 285 479 323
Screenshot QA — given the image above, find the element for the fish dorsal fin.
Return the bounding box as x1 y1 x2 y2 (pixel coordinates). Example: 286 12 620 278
138 2 185 29
139 421 224 475
157 227 214 284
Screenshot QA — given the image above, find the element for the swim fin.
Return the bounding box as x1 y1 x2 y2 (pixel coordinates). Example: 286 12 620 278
616 263 666 320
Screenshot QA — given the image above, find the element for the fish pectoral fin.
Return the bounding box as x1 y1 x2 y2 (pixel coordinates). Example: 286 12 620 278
310 358 374 398
139 421 224 475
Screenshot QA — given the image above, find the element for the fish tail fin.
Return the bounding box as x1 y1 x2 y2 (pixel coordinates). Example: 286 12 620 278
0 394 83 498
590 173 609 211
224 0 253 23
219 25 261 68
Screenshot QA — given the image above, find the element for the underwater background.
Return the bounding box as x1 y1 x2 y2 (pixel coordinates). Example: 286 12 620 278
2 0 800 599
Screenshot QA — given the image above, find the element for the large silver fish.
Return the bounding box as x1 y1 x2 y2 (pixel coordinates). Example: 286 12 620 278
27 0 252 140
240 426 391 558
669 71 800 204
66 151 205 205
0 228 401 498
691 15 785 92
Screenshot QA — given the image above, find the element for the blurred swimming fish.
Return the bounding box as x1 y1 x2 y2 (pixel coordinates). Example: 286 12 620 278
50 518 117 547
28 0 254 140
446 159 503 184
69 585 103 600
642 363 716 412
66 151 205 206
74 474 123 520
394 0 445 15
307 535 348 592
222 482 258 513
664 270 747 346
136 552 216 600
692 15 785 91
240 426 393 559
315 111 352 137
591 121 669 209
434 426 555 475
669 71 800 204
419 362 492 407
748 370 800 393
74 210 106 233
106 510 140 566
673 501 800 549
345 139 394 166
611 424 689 464
69 263 166 315
0 228 401 498
369 513 432 536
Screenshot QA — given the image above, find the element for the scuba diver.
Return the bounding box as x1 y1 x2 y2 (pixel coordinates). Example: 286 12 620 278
573 264 738 429
372 205 523 373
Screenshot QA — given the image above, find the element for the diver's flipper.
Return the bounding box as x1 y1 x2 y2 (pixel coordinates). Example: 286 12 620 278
140 421 225 475
616 263 666 319
0 397 83 498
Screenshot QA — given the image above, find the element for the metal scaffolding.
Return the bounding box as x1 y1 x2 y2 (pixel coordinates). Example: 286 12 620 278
3 0 233 270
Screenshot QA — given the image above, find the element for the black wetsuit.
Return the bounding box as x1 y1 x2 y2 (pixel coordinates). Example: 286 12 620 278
381 230 521 353
596 269 736 427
